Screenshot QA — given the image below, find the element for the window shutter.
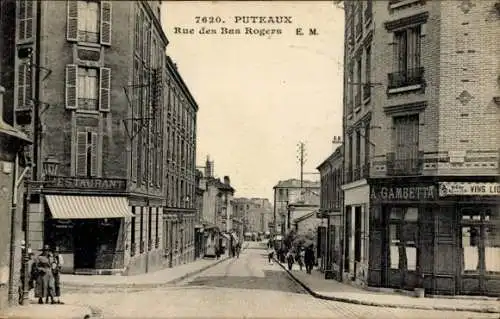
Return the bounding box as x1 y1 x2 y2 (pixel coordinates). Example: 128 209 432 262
90 132 98 177
65 64 78 109
76 132 88 176
99 67 111 112
67 0 78 42
18 1 26 41
25 1 34 40
16 64 30 110
100 1 112 45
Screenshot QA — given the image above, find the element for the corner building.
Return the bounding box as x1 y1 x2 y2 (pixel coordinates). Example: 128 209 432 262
343 0 500 296
9 0 198 275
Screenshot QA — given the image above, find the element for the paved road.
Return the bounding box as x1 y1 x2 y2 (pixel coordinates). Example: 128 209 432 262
63 244 499 319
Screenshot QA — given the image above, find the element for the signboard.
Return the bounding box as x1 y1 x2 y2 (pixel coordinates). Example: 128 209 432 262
45 176 127 191
439 182 500 197
371 185 436 201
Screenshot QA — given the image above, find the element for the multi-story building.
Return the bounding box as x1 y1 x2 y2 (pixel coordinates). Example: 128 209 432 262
200 157 236 254
3 1 199 276
161 55 198 268
0 86 31 309
317 145 343 281
342 0 500 296
233 197 273 233
272 179 320 235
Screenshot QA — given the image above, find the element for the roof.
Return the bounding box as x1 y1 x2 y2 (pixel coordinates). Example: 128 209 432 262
293 211 317 223
316 145 343 170
165 55 199 112
0 120 31 143
207 177 235 192
273 179 320 189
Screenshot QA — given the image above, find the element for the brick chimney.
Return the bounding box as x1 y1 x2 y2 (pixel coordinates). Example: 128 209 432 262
224 176 230 185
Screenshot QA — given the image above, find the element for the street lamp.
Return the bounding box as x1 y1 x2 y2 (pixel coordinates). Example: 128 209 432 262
42 156 60 178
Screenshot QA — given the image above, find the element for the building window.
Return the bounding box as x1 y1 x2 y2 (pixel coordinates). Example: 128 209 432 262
392 114 419 175
355 2 363 40
347 133 353 183
148 208 153 251
155 208 160 248
389 26 423 89
78 1 100 43
347 65 354 115
18 0 34 41
16 63 32 111
363 46 371 100
78 68 99 110
76 130 98 177
354 130 361 180
130 207 136 256
355 58 362 108
461 208 500 274
139 207 144 253
363 125 370 177
389 207 419 272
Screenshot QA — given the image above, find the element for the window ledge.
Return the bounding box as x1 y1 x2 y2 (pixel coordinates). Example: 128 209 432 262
354 106 362 113
389 0 425 11
77 41 101 49
75 110 99 115
383 101 427 115
363 96 371 105
387 84 424 94
364 17 373 29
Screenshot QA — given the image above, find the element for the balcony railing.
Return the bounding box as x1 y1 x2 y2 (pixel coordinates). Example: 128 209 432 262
388 67 425 90
386 152 424 176
78 30 99 43
363 83 371 100
78 98 98 111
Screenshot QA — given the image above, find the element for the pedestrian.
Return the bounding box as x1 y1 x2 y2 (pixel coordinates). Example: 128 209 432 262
34 245 55 304
267 246 274 264
286 250 295 271
296 247 305 271
236 242 241 258
304 245 315 274
215 245 221 260
52 247 64 304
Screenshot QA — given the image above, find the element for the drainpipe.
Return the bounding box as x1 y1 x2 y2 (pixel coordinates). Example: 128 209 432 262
8 154 30 304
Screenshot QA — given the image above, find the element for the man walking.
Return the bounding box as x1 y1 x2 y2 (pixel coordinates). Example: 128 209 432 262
304 245 315 274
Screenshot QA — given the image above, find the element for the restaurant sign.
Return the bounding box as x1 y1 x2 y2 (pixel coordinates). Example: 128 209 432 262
45 176 127 191
439 182 500 197
371 185 436 201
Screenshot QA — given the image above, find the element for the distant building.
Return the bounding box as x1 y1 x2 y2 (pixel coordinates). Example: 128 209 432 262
317 145 343 281
233 198 273 234
272 179 320 234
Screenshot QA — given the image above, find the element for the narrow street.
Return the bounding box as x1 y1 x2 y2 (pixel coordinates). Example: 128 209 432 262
62 243 499 319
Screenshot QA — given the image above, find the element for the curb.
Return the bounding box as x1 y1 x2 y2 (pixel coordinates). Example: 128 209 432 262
274 258 500 314
0 305 93 319
63 256 232 290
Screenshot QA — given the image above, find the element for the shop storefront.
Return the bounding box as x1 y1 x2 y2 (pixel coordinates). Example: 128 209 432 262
368 177 500 296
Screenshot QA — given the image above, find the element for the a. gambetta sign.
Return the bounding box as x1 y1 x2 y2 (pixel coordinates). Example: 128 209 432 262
46 177 126 191
370 185 436 201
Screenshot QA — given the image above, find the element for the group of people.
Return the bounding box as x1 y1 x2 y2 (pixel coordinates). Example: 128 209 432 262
23 245 64 305
265 242 316 274
231 241 242 259
286 245 316 274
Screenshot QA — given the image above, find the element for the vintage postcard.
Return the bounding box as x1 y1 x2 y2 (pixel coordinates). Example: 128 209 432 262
0 0 498 318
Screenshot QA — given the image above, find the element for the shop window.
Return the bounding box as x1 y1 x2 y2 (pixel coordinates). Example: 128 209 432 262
130 207 136 256
389 207 419 271
461 208 500 274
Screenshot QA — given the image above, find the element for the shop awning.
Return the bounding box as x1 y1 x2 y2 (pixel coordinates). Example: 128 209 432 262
46 195 133 219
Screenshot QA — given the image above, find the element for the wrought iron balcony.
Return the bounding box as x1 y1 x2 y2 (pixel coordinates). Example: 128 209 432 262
78 30 99 43
386 152 424 176
78 98 98 111
363 83 371 100
387 67 425 90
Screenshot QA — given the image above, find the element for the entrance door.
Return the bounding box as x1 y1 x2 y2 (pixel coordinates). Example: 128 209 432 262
74 220 98 269
354 206 362 279
459 207 500 295
344 206 351 273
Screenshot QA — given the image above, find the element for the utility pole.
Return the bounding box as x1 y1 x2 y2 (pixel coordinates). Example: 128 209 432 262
296 142 306 189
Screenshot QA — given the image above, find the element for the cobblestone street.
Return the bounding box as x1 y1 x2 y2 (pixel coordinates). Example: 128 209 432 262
61 243 500 319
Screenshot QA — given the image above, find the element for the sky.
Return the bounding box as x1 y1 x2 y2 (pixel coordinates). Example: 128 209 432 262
162 1 345 200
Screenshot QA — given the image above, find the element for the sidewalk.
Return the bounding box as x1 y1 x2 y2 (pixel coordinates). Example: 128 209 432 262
0 303 93 319
62 243 248 289
275 259 500 314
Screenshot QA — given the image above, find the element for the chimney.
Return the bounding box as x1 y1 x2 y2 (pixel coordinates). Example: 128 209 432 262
205 155 214 178
224 176 230 185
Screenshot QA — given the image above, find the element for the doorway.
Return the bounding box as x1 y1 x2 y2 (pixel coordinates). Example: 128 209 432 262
74 220 98 269
354 206 362 279
344 206 351 273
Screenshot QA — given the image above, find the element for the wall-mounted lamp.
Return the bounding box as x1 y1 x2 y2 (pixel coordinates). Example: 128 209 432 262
43 156 60 177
